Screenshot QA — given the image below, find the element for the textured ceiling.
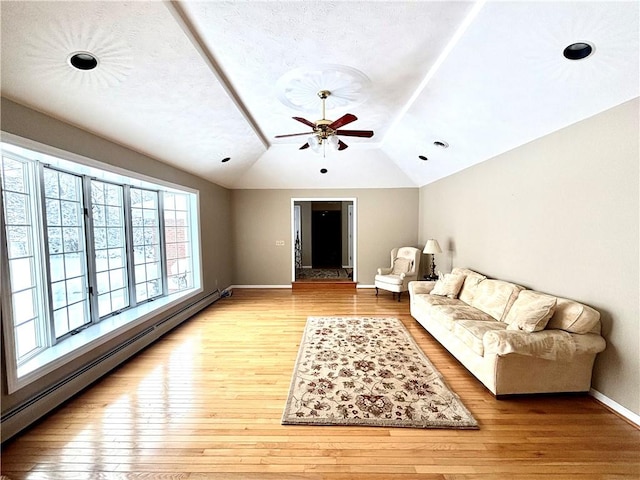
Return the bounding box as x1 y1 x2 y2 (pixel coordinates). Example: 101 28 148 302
1 1 638 189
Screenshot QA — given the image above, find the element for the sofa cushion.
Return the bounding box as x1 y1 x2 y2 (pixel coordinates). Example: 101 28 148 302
505 290 557 333
391 257 412 275
468 279 525 322
453 320 507 356
375 274 404 286
431 273 466 298
483 329 606 361
546 297 601 334
453 268 487 305
430 303 496 331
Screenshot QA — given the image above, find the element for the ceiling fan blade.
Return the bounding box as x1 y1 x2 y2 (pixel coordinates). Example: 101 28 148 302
337 140 349 151
299 143 310 150
335 129 374 138
275 132 313 138
293 117 317 128
328 113 357 130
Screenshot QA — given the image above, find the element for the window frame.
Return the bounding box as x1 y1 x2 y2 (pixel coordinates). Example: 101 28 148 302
1 132 203 394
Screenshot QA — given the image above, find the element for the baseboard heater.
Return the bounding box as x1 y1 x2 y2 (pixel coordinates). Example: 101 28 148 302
1 290 221 443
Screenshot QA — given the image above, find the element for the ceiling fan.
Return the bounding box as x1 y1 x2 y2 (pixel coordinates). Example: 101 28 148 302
275 90 374 151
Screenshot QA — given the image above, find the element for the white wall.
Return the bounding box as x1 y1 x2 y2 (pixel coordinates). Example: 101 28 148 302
419 98 639 416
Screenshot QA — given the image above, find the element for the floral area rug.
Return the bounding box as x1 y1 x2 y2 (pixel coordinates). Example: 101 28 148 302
282 317 478 429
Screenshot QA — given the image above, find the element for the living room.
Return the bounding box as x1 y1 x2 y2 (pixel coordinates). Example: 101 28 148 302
1 1 638 478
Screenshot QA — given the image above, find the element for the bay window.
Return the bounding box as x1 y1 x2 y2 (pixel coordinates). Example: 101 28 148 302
0 138 201 392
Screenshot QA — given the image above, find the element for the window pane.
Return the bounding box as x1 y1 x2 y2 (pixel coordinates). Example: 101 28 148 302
51 281 66 310
45 168 90 338
131 188 161 301
135 264 146 282
108 248 124 269
10 257 34 291
13 289 35 324
5 192 28 224
136 284 148 302
91 181 129 317
95 250 109 272
96 271 110 294
109 268 125 290
164 192 192 293
7 225 31 257
65 253 83 278
3 157 26 192
2 155 45 363
61 200 80 226
43 168 59 197
66 277 85 305
45 199 61 225
48 227 63 254
49 254 65 282
93 204 105 226
97 294 111 317
68 302 87 331
16 321 38 358
63 227 81 253
94 227 107 249
54 308 68 338
111 289 127 311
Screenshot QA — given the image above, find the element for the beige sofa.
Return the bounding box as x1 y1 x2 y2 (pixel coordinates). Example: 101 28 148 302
409 268 606 396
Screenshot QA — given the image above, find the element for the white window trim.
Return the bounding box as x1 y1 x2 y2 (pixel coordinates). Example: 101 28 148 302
1 132 204 394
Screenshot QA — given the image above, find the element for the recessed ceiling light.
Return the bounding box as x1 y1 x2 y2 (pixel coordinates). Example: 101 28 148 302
433 141 449 149
563 42 594 60
320 168 328 174
221 157 230 163
68 51 98 71
418 155 428 161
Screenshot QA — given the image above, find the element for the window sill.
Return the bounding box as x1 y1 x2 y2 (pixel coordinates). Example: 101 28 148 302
14 288 200 391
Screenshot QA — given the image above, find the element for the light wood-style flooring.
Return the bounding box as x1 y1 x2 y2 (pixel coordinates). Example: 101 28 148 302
2 288 639 479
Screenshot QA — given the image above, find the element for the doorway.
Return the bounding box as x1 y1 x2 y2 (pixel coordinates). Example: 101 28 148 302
312 209 341 267
291 198 357 282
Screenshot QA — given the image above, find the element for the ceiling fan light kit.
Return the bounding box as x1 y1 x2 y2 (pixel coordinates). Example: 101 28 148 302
275 89 374 153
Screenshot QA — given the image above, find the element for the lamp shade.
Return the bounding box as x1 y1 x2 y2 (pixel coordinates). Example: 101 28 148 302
308 135 321 152
423 239 442 254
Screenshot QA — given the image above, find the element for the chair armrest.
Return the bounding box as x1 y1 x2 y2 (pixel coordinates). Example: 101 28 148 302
409 281 436 296
377 267 392 275
483 329 606 361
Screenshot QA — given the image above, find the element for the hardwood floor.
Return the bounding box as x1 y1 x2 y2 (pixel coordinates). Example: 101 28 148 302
2 289 639 479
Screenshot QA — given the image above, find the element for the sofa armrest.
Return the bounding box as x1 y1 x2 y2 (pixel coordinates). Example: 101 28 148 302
409 281 436 296
377 267 392 275
483 329 606 361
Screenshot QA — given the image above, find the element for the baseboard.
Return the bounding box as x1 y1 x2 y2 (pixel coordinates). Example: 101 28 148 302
590 388 640 427
231 285 292 289
357 284 375 289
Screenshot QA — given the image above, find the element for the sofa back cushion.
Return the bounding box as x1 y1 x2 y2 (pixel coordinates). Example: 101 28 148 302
546 297 601 334
452 268 487 305
505 290 557 332
469 279 524 321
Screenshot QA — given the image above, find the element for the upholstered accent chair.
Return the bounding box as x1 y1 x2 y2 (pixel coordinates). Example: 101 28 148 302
375 247 421 301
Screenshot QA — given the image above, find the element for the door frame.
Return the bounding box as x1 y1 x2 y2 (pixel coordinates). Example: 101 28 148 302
290 197 357 283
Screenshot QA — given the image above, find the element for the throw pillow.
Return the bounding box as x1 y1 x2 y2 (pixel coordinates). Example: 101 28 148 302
506 290 557 333
391 258 412 275
430 273 466 298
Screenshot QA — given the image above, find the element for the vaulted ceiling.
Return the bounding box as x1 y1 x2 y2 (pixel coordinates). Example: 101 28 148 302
1 1 638 189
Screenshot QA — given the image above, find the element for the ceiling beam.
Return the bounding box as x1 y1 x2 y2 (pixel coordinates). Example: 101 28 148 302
164 1 270 149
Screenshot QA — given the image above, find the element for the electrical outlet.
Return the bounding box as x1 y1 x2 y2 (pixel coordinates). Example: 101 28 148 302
275 240 285 246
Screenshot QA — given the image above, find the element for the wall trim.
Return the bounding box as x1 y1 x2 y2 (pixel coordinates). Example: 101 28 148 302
231 285 291 289
590 389 640 427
